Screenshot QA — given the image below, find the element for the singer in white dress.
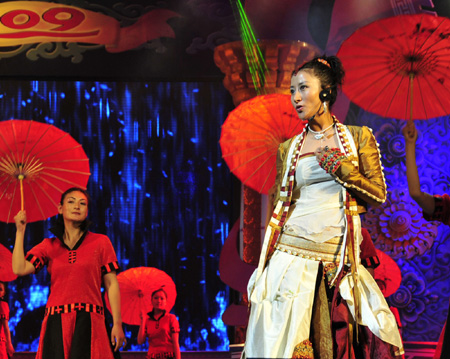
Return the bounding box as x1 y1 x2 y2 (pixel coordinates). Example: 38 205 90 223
242 56 404 359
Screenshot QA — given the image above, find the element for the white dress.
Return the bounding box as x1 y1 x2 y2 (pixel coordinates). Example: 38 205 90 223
243 155 403 358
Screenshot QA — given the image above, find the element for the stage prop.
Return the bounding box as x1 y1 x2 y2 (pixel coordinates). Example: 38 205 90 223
374 249 402 298
220 94 307 195
337 13 450 121
0 119 90 223
105 267 177 326
214 40 319 343
0 243 17 282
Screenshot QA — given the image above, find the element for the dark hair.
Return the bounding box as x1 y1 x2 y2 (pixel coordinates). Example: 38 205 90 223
292 55 345 107
151 288 167 299
55 187 92 232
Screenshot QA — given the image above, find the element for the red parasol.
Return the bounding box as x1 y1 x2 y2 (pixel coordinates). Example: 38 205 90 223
0 243 17 282
0 120 90 223
105 267 177 326
219 220 256 293
374 249 402 298
337 14 450 120
220 94 307 194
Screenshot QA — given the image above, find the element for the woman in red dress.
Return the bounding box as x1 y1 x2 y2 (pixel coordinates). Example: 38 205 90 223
403 121 450 359
137 288 181 359
12 187 126 359
0 282 14 359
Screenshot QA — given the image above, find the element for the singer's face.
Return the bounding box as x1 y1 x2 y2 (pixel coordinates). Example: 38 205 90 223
290 69 322 121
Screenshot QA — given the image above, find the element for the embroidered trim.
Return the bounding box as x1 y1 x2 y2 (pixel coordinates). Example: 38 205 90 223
361 255 380 269
101 261 120 275
68 250 77 264
45 303 104 316
292 339 314 358
25 254 44 272
147 352 174 359
334 124 387 204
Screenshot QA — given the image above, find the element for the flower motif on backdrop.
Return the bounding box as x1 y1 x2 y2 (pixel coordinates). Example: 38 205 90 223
388 268 439 335
374 121 407 169
374 118 439 188
363 189 438 259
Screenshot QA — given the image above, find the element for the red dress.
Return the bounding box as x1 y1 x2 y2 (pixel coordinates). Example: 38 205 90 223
424 194 450 359
0 301 10 359
143 311 180 359
26 231 119 359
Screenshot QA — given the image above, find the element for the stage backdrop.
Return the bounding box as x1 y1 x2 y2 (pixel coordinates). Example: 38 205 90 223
0 79 238 351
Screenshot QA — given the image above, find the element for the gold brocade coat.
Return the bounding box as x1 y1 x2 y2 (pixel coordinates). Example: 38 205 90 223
257 121 387 279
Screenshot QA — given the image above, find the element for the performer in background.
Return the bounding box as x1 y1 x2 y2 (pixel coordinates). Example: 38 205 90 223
137 288 181 359
12 187 126 359
0 281 14 359
403 120 450 359
242 55 404 359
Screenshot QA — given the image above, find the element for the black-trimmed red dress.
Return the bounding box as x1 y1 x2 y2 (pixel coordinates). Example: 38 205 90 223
26 231 119 359
142 310 180 359
0 300 10 359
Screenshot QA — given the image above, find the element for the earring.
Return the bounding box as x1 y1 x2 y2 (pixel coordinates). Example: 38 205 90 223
323 101 328 113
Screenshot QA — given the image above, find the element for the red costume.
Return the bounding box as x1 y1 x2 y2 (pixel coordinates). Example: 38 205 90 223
142 310 180 359
425 194 450 359
26 231 119 359
0 301 10 359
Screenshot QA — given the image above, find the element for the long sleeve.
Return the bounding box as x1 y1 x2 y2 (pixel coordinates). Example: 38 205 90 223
334 126 387 208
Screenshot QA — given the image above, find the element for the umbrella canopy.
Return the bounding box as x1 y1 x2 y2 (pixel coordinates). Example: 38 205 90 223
220 93 307 194
337 14 450 120
0 243 17 282
374 249 402 297
0 120 90 223
105 267 177 326
219 220 256 293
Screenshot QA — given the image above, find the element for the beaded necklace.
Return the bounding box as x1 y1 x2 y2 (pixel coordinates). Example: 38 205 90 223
308 122 334 140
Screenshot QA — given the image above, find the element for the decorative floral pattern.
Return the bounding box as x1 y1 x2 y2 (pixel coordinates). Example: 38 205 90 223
292 339 314 359
363 189 438 259
346 112 450 341
388 261 441 340
374 121 407 168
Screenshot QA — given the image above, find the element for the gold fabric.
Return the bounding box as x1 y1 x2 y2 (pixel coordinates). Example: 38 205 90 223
273 124 386 214
276 233 348 263
310 270 333 359
292 339 314 359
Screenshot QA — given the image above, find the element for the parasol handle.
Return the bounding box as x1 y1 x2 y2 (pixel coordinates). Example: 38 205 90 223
18 174 24 211
409 73 414 122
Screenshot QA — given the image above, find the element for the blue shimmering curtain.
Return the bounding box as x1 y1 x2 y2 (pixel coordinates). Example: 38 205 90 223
0 80 237 351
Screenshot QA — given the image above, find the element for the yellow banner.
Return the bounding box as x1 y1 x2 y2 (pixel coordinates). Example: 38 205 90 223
0 1 179 52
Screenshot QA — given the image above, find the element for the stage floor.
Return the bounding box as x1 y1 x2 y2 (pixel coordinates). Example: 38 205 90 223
11 342 438 359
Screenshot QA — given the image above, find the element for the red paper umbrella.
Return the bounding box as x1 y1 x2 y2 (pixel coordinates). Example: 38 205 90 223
337 14 450 120
220 94 307 194
0 243 17 282
105 267 177 326
0 120 90 223
219 220 256 293
374 249 402 298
